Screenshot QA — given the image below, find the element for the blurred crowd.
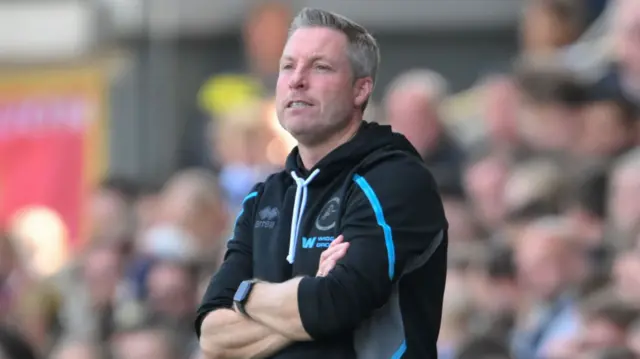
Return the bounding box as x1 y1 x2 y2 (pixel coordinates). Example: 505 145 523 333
1 0 640 358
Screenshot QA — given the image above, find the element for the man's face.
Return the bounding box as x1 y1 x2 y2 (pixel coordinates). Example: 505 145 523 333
520 102 580 152
146 262 195 320
276 27 368 146
386 88 440 154
515 230 570 301
579 101 632 157
463 157 508 228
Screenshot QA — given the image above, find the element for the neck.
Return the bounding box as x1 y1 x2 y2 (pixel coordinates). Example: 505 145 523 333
298 116 362 169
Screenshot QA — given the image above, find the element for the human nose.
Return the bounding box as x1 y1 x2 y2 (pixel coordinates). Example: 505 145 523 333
288 68 307 90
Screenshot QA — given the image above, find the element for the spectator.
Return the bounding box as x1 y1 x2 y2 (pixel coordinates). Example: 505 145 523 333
384 68 466 187
512 217 584 359
579 82 638 159
520 0 588 55
152 168 229 265
143 259 198 352
110 323 182 359
463 149 511 230
607 148 640 243
515 59 589 157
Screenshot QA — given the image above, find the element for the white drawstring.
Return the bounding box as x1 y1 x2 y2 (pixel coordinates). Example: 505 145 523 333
287 169 320 263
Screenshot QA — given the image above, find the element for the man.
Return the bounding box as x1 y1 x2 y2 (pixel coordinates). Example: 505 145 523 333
512 217 584 359
384 69 466 187
196 8 448 359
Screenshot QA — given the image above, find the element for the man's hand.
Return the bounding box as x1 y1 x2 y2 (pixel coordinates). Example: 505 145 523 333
238 235 351 341
316 235 349 277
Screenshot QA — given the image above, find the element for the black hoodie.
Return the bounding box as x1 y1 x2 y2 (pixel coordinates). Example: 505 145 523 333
196 122 448 359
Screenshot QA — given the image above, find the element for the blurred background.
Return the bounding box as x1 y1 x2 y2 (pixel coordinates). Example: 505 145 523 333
0 0 639 358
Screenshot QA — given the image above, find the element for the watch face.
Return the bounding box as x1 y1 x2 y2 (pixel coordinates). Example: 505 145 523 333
234 281 252 302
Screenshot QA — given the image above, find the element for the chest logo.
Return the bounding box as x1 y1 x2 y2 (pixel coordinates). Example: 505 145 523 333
302 236 336 249
315 197 340 231
255 206 279 229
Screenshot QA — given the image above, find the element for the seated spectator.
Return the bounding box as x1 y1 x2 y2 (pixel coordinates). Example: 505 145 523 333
515 59 589 157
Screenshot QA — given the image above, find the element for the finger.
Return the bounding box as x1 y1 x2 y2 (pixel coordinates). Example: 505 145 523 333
327 244 349 262
329 235 344 247
320 242 348 262
317 256 338 276
317 259 336 277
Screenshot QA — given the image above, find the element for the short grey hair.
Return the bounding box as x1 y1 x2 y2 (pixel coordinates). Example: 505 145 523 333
384 69 450 107
288 8 380 110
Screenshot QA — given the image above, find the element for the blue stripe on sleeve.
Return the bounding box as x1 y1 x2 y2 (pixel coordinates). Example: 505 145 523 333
391 340 407 359
229 191 258 241
353 174 395 280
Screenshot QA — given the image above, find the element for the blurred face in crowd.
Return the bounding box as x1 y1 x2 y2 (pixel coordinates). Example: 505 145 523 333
520 101 581 152
482 76 520 145
615 0 640 76
464 156 508 228
580 316 628 351
276 27 371 146
146 261 195 320
480 274 519 316
579 101 635 158
613 235 640 302
515 226 575 301
609 166 640 235
87 188 129 242
157 174 228 252
520 0 578 54
112 330 175 359
82 246 122 307
244 3 291 76
441 197 478 242
386 87 441 155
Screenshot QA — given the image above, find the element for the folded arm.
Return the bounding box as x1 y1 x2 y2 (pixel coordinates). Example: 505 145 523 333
244 160 448 340
200 309 291 359
196 187 294 358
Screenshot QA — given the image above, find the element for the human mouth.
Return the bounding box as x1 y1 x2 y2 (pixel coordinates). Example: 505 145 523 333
286 100 314 109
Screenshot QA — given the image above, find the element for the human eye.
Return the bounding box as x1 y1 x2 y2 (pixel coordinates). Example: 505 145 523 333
314 63 332 71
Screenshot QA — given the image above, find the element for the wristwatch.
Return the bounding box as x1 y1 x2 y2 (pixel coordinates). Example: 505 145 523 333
233 279 260 317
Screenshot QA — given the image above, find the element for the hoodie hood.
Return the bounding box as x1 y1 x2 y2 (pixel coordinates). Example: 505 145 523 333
284 121 420 184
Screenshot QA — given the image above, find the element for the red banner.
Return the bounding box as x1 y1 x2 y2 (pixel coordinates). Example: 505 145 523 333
0 67 107 273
